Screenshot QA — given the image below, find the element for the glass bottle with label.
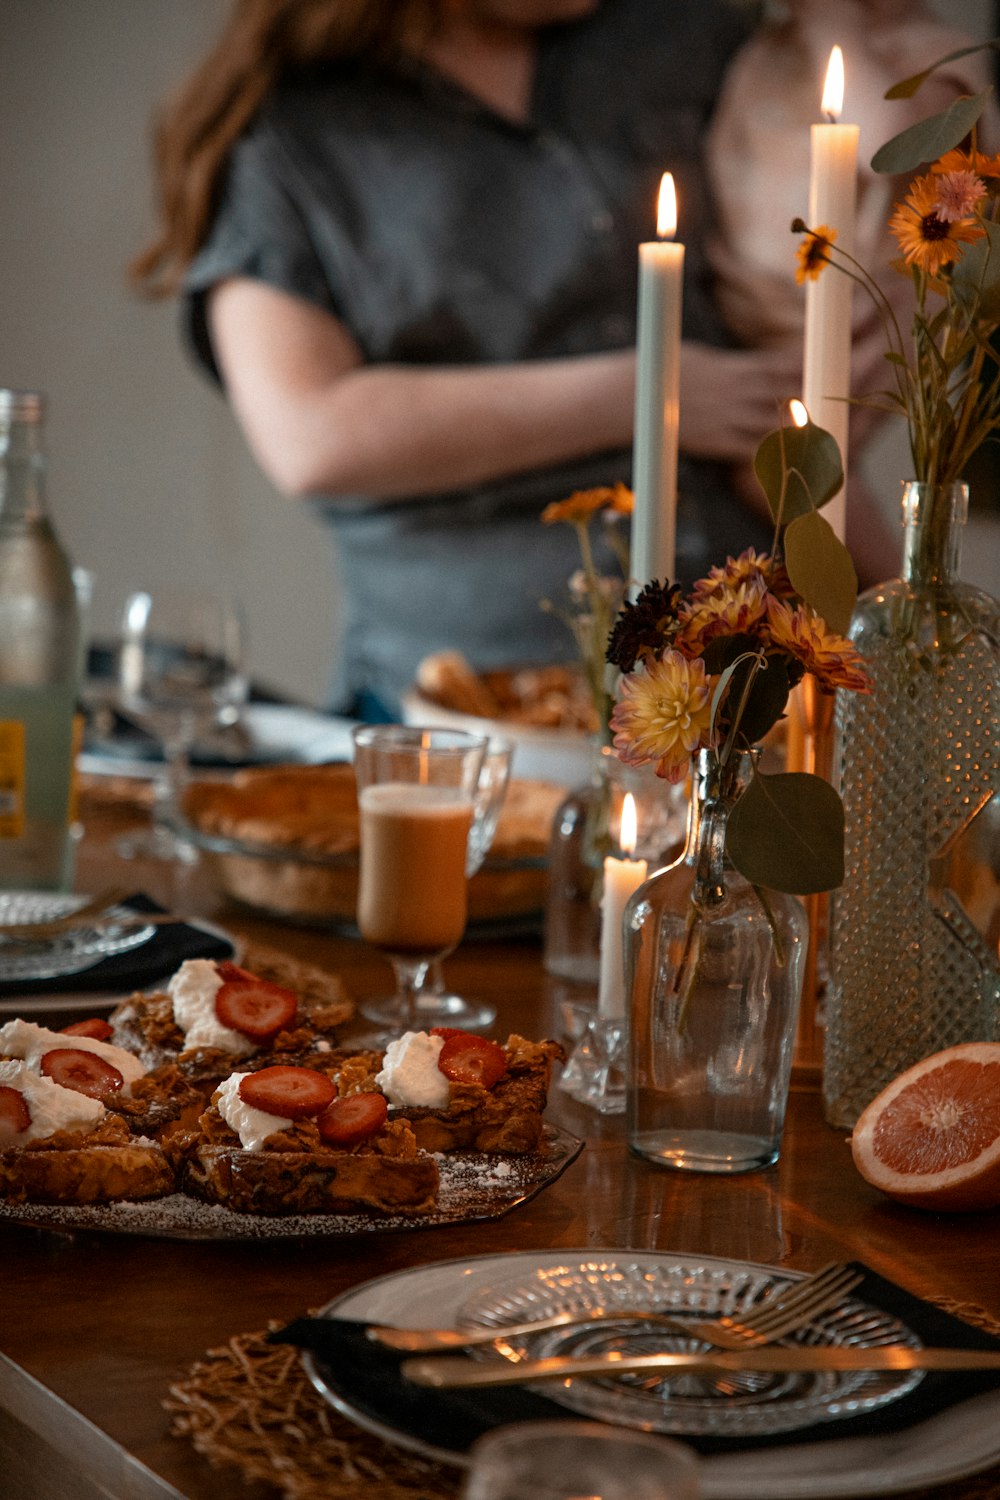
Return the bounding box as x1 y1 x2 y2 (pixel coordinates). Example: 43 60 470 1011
0 389 81 890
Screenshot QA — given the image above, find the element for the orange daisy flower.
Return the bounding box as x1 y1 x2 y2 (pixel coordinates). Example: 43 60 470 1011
795 225 837 284
542 483 633 525
610 650 712 784
889 173 983 274
764 597 871 693
933 147 1000 181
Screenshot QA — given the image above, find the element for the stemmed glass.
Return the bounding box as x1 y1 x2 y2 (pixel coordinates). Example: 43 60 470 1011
114 587 248 860
424 737 513 1029
353 724 497 1036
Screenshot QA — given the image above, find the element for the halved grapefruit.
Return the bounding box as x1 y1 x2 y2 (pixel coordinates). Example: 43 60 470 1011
851 1042 1000 1212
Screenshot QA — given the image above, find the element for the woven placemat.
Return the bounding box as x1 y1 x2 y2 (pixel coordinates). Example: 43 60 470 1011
165 1322 460 1500
166 1297 1000 1500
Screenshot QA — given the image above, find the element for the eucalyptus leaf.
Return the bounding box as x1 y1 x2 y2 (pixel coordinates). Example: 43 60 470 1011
885 41 1000 100
754 422 843 525
726 771 845 895
953 220 1000 322
702 633 758 675
871 89 991 175
784 510 857 635
726 653 791 747
709 656 745 739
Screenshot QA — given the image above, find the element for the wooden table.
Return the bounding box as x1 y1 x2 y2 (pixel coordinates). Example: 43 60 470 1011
2 793 999 1500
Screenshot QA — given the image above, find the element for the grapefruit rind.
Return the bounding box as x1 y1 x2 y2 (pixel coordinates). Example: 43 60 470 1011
850 1042 1000 1213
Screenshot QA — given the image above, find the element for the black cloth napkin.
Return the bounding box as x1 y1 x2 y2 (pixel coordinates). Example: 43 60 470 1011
270 1262 1000 1460
0 893 234 1000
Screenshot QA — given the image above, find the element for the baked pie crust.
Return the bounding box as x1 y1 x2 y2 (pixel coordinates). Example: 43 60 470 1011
181 763 565 923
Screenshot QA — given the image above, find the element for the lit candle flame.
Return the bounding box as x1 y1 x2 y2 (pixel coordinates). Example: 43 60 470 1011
620 792 638 857
657 173 677 240
821 46 845 122
790 398 810 428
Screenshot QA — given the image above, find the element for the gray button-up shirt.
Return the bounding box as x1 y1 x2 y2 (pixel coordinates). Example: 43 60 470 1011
186 0 768 713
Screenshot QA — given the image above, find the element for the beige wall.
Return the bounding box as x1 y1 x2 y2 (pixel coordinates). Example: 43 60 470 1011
0 0 339 705
0 0 995 712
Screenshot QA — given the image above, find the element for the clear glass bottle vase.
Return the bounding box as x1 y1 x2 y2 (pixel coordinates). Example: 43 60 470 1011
825 481 1000 1128
624 748 808 1173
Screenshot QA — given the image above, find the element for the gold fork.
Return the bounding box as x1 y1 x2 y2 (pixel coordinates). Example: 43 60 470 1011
366 1261 863 1354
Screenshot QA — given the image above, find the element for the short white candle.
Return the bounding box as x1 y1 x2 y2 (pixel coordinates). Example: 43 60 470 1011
631 173 683 593
597 792 649 1020
802 45 858 542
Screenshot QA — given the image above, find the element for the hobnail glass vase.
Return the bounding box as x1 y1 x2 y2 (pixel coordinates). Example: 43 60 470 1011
825 481 1000 1128
544 741 686 985
624 748 808 1173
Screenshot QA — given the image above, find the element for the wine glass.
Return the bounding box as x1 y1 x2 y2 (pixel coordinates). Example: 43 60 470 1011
114 587 248 860
352 724 490 1036
461 1420 700 1500
424 736 513 1029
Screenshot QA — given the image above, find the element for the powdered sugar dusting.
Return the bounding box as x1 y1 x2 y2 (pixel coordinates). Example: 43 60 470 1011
0 1126 581 1240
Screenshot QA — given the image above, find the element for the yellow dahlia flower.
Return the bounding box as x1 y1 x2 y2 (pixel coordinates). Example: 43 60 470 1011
610 650 712 783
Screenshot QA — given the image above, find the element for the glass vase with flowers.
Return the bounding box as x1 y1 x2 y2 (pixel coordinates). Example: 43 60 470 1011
540 485 687 995
608 420 872 1170
793 50 1000 1127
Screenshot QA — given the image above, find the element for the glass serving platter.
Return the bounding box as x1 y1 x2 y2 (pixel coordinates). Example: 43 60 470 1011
0 1124 582 1240
0 892 155 982
455 1257 923 1439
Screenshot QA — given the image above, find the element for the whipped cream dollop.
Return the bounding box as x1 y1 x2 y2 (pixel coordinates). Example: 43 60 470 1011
168 959 255 1057
0 1018 145 1092
0 1058 105 1142
214 1072 291 1151
375 1031 449 1109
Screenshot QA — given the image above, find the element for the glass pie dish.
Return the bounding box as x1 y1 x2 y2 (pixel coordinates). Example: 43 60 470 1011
175 765 565 929
454 1256 924 1439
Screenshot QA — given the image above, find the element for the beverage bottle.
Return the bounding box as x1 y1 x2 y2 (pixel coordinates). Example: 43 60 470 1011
0 389 82 890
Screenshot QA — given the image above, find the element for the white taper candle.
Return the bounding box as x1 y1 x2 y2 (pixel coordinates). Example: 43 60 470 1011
631 173 683 591
802 45 858 542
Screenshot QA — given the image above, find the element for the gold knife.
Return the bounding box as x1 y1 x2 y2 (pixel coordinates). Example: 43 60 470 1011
403 1346 1000 1389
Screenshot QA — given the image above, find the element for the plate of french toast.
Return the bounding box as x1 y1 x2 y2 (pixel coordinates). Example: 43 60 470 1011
0 956 578 1239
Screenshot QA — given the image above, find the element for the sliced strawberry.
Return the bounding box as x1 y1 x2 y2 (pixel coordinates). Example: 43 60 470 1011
215 960 259 985
238 1066 335 1120
429 1027 476 1042
437 1034 508 1089
316 1092 388 1148
214 975 298 1042
40 1047 124 1099
0 1085 31 1146
60 1018 113 1041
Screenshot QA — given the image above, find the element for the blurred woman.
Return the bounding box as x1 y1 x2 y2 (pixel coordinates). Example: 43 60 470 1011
134 0 801 717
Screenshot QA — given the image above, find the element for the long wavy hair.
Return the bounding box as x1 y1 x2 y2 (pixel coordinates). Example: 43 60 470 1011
130 0 443 297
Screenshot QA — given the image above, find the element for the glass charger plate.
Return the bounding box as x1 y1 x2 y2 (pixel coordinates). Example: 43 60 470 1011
0 892 155 981
303 1250 1000 1500
0 1124 581 1241
456 1257 920 1438
0 916 241 1015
